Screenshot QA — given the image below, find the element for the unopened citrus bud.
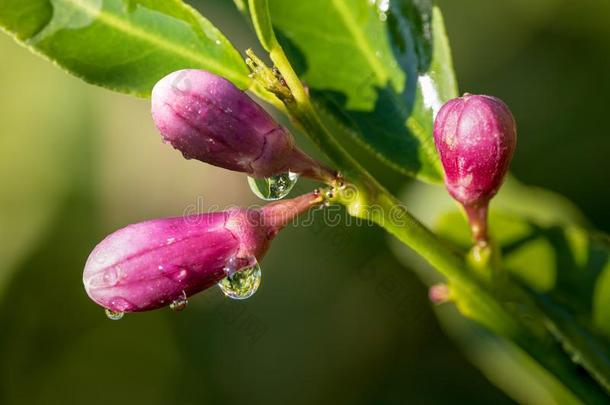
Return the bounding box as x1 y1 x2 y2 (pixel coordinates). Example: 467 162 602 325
434 94 517 244
151 69 333 181
83 192 321 314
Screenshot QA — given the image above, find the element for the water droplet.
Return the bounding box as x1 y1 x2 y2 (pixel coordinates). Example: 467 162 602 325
247 172 298 201
223 257 239 276
218 260 261 300
170 291 188 311
110 297 134 312
87 267 120 288
172 268 188 282
215 39 221 45
105 308 124 320
103 267 120 286
166 237 176 245
370 0 389 22
159 265 188 283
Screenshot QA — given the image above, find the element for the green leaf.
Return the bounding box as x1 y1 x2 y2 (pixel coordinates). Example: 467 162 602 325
0 0 251 96
248 0 277 51
438 212 610 393
399 179 610 394
260 0 458 183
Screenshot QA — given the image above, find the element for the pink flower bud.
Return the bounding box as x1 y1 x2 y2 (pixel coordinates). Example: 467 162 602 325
151 69 333 181
434 94 517 243
429 284 451 305
83 192 321 314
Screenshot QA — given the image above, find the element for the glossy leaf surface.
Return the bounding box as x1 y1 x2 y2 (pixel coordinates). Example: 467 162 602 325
264 0 458 183
0 0 251 96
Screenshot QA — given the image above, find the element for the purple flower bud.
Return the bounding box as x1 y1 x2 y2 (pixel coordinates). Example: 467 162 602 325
151 69 333 181
434 94 517 243
83 192 321 314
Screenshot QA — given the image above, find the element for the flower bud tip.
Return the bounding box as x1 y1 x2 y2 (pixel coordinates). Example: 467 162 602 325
83 193 322 313
151 69 333 182
434 94 516 244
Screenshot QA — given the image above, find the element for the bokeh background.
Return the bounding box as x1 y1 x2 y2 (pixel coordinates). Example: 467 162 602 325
0 0 608 404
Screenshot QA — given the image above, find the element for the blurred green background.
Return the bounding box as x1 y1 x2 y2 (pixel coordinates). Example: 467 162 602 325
0 0 608 404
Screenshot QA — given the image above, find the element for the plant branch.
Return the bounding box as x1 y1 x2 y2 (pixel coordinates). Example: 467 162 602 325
241 1 608 395
248 43 609 402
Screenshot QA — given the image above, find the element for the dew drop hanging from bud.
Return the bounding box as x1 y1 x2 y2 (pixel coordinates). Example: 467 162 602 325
84 192 322 314
218 258 262 299
169 291 188 312
247 172 299 201
105 308 124 320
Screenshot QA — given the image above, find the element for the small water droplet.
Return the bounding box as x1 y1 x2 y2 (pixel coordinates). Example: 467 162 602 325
110 297 134 312
87 267 120 288
166 237 176 245
371 0 389 21
103 267 120 287
247 172 298 201
158 265 189 283
218 259 261 300
223 257 239 276
215 39 221 45
105 308 124 320
170 291 188 311
172 268 188 282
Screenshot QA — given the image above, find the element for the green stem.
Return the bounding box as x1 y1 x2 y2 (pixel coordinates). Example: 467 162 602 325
297 100 606 402
269 46 499 301
253 45 608 402
269 48 308 105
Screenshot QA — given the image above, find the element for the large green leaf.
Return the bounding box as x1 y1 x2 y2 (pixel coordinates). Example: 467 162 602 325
260 0 457 183
0 0 251 96
397 179 610 394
